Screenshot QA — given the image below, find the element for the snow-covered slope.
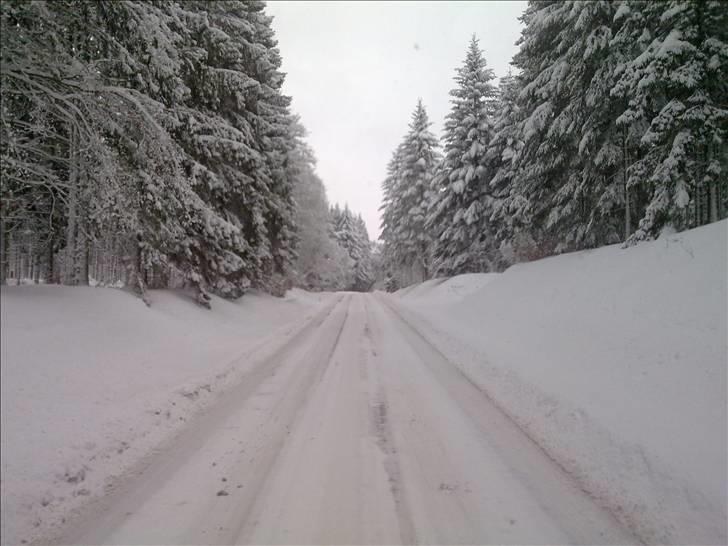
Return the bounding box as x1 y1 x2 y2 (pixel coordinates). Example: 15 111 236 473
394 272 500 304
389 220 727 545
0 287 332 545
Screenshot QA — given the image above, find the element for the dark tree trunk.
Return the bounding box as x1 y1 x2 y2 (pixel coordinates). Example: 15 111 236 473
0 216 6 285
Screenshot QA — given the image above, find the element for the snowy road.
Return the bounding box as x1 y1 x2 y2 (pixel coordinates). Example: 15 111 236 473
53 294 637 545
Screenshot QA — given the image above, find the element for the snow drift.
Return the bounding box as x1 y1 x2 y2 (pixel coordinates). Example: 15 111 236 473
390 220 727 545
0 287 332 545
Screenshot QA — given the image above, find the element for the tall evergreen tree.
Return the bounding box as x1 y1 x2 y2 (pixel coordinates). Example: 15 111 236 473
427 36 498 276
612 0 728 241
380 100 440 284
352 213 374 291
511 1 627 253
332 206 373 291
505 1 574 256
482 71 525 268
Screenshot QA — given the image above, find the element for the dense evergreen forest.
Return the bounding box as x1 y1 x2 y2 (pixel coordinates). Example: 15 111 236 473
1 0 373 304
2 1 725 300
381 1 727 287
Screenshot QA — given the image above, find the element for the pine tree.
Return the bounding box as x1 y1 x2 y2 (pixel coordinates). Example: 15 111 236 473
352 214 374 291
482 71 525 268
511 1 627 254
427 36 498 276
241 1 299 287
506 0 575 256
558 0 628 248
332 206 373 291
612 0 728 241
380 100 440 284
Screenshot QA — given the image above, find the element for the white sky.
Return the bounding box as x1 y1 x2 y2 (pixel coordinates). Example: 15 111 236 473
267 0 527 240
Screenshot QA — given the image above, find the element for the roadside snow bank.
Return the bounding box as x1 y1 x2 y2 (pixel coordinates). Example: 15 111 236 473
394 272 500 304
389 221 727 545
0 286 332 546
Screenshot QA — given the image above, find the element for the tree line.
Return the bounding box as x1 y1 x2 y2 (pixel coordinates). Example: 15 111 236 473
0 0 370 304
380 0 727 288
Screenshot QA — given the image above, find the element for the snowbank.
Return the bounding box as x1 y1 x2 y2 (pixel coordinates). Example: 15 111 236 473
394 272 500 304
389 221 727 545
0 286 332 545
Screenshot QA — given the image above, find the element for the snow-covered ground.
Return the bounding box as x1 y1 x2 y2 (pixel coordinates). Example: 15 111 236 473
0 286 333 545
394 272 499 303
391 220 728 544
2 222 725 546
20 293 637 546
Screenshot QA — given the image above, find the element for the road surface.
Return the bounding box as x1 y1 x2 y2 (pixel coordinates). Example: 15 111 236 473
55 294 636 545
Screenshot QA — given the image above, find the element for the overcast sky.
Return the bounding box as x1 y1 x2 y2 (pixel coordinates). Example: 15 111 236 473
267 0 527 240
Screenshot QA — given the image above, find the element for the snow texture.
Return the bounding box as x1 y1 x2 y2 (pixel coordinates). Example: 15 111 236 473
0 287 332 545
391 220 727 545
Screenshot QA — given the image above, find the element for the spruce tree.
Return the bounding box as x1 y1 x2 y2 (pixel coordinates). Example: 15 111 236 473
332 206 373 291
427 36 498 276
506 0 575 256
511 1 626 253
482 71 525 268
352 214 374 291
380 100 440 284
612 0 728 240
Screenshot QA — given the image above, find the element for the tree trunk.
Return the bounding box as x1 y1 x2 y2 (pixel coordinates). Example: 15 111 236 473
47 232 55 284
74 214 90 286
126 236 151 306
623 131 631 240
709 181 718 223
18 241 26 282
78 234 90 286
0 216 6 285
28 239 35 282
64 127 79 285
195 279 212 309
33 252 41 284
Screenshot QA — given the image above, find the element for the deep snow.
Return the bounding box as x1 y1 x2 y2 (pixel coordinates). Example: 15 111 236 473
0 286 332 545
32 294 636 545
392 220 727 544
1 221 725 546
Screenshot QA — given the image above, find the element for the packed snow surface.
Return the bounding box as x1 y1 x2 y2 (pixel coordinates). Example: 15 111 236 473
0 287 332 545
394 220 727 544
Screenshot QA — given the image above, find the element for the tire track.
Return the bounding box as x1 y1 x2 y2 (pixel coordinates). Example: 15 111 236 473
52 295 350 545
376 294 639 544
363 297 418 545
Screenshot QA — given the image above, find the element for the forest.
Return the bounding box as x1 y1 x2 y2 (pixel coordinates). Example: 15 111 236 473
2 0 726 302
380 1 727 287
1 0 373 304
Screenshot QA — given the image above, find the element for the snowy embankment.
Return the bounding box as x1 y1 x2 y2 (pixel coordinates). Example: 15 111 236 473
389 221 727 545
0 287 332 545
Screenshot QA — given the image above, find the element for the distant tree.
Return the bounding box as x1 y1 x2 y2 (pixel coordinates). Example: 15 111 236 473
332 206 373 291
380 100 440 285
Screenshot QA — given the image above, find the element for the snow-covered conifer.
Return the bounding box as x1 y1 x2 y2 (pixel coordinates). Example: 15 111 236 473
612 0 728 240
380 100 440 284
427 36 498 276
